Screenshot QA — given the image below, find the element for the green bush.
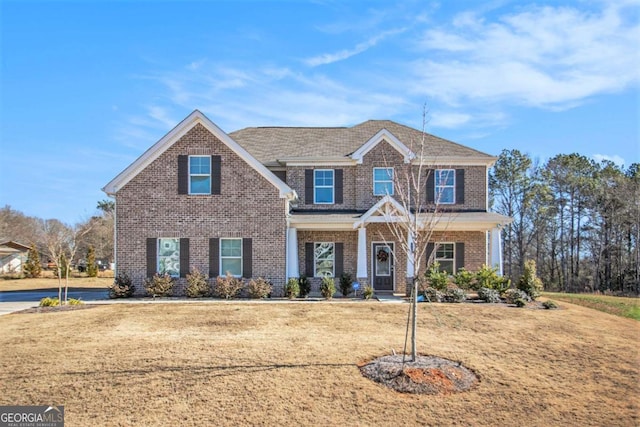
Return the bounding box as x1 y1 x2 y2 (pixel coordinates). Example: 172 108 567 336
144 273 174 297
444 286 467 303
39 297 60 307
339 272 353 297
109 272 135 298
503 288 531 305
425 262 449 291
284 278 299 299
320 276 336 299
542 300 558 309
298 275 311 298
23 243 41 278
363 285 374 300
475 265 510 292
423 287 443 303
517 260 544 300
246 277 272 299
213 273 243 299
514 298 527 307
67 298 84 305
453 268 474 290
185 267 210 298
478 287 501 303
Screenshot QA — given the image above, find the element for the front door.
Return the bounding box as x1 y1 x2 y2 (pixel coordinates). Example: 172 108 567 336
372 243 394 291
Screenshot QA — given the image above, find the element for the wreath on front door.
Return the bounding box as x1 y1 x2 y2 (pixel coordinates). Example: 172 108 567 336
377 249 389 262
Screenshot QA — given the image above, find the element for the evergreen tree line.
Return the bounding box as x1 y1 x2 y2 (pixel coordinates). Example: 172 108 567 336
490 150 639 294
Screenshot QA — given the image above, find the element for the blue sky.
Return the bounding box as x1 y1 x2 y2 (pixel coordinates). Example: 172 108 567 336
1 0 638 224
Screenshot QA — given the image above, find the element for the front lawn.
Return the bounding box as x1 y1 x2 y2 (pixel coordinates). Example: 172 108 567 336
543 292 640 320
0 302 637 426
0 276 112 292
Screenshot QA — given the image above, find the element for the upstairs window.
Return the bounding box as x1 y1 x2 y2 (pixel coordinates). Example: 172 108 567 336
434 243 455 274
373 167 394 196
314 169 334 204
435 169 455 204
189 155 211 194
314 242 335 277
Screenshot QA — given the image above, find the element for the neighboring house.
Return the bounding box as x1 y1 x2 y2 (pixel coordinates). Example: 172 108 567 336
103 110 512 295
0 240 30 274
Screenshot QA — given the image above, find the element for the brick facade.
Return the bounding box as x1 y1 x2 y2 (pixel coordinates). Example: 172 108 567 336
115 123 287 295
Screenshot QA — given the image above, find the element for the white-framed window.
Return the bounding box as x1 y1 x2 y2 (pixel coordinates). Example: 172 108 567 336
158 238 180 277
435 242 455 274
314 242 335 277
435 169 455 204
220 238 242 277
373 167 394 196
189 155 211 194
314 169 334 204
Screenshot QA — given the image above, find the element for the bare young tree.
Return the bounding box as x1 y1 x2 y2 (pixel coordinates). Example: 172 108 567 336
376 110 448 362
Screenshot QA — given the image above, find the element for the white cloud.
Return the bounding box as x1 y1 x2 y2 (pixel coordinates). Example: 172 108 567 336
412 2 640 109
593 153 626 166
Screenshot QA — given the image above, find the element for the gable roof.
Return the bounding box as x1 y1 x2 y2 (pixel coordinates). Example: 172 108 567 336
229 120 496 166
103 110 297 199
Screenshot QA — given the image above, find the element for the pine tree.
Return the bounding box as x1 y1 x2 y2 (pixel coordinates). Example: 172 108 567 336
23 243 41 278
86 245 98 277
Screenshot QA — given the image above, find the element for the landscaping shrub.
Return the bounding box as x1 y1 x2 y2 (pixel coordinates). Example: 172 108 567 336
86 245 98 278
425 262 449 291
185 267 210 298
444 286 467 303
109 272 135 298
542 300 558 309
145 273 174 297
514 298 527 307
284 278 299 299
246 277 272 299
23 243 41 278
298 275 311 298
453 268 474 290
423 287 443 303
363 285 374 300
517 260 543 300
339 272 353 296
320 276 336 299
475 265 510 292
213 273 243 299
478 287 501 303
503 289 531 305
39 297 60 307
67 298 84 305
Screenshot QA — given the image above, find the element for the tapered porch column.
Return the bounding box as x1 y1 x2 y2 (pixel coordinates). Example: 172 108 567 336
286 227 299 279
406 231 415 279
490 227 503 276
357 226 368 281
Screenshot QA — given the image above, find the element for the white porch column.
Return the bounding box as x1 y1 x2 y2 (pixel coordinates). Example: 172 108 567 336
406 231 415 279
286 227 299 279
357 226 368 279
490 227 503 276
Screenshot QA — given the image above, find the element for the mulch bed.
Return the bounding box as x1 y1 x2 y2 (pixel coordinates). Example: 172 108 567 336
14 304 98 314
359 354 479 395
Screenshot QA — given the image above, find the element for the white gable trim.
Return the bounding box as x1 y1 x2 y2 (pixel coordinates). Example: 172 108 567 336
103 110 297 200
354 195 412 228
350 129 415 164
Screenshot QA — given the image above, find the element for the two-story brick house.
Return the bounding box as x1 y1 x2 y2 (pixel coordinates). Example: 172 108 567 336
103 110 511 296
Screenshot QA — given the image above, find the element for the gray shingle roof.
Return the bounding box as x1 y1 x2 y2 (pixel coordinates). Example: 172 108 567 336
229 120 493 164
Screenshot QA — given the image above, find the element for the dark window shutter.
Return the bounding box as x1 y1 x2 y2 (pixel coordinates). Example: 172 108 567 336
335 169 343 204
305 242 314 277
209 238 219 277
426 242 435 266
426 170 435 203
211 155 222 195
146 238 157 278
178 155 188 195
273 170 286 183
455 242 465 272
179 238 189 278
455 169 465 205
242 238 253 278
334 243 344 277
305 169 314 204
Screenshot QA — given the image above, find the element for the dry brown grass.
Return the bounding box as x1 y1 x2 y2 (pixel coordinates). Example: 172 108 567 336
0 301 638 426
0 276 112 291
